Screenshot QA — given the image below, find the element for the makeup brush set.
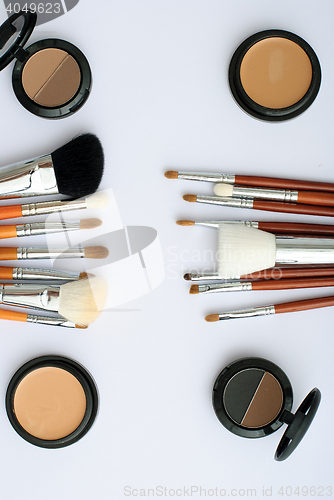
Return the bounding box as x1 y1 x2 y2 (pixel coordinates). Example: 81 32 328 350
0 133 109 329
166 170 334 320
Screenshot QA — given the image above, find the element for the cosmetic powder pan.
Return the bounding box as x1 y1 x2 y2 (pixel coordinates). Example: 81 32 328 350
6 355 98 448
228 30 321 121
212 357 320 461
0 11 91 118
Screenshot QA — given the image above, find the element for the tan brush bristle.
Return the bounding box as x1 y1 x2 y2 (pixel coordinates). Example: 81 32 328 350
79 218 103 230
183 194 197 202
84 246 109 259
164 170 178 179
189 285 199 294
79 272 96 280
183 273 192 280
205 314 219 322
176 220 195 226
75 324 88 329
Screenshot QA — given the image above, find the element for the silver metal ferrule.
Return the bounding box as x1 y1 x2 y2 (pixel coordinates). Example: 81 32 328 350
12 267 80 281
0 154 58 199
194 220 259 229
0 284 60 312
186 272 220 281
198 282 253 293
16 221 81 237
196 196 254 209
178 172 235 183
275 236 334 265
21 198 87 217
232 185 299 202
26 315 77 328
218 305 275 320
16 247 85 259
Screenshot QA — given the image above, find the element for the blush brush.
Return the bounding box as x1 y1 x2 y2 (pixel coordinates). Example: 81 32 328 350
0 133 104 199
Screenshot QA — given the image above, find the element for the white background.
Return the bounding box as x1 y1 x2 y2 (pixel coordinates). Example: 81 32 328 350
0 1 333 499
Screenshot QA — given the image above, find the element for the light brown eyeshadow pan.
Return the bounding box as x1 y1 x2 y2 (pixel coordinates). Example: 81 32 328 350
22 48 81 107
13 366 87 440
240 37 312 109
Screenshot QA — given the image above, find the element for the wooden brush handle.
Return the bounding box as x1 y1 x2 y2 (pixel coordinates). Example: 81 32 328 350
243 267 334 280
0 225 17 239
0 266 14 279
297 191 334 207
0 205 23 220
0 248 18 260
274 295 334 314
257 221 334 235
236 174 334 193
0 308 28 322
253 199 334 217
252 277 334 291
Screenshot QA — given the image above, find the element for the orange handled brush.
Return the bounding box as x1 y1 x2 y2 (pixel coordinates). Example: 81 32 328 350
0 307 86 328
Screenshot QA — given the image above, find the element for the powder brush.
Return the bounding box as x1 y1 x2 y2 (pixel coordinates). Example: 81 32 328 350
205 295 334 321
0 266 91 281
214 183 334 208
0 192 109 221
183 194 334 217
190 276 334 294
184 267 334 282
0 134 104 199
0 218 102 239
0 308 87 329
0 246 109 260
0 277 108 326
165 170 334 193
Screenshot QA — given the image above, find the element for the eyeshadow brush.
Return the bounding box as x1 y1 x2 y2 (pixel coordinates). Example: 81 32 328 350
0 192 109 221
214 183 334 207
0 246 109 260
176 219 334 236
0 266 91 281
190 276 334 294
184 267 334 282
165 170 334 193
183 194 334 217
0 133 104 199
205 295 334 321
0 277 107 326
0 218 102 239
0 308 87 329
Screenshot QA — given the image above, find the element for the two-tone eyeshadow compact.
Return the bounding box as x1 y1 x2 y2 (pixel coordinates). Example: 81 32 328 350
212 357 320 461
6 355 98 448
229 30 321 121
0 10 91 118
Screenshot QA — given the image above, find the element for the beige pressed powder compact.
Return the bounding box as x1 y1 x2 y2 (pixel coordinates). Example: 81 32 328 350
229 30 321 121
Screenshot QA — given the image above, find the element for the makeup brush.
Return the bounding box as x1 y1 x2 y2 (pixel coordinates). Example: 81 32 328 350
0 277 108 326
0 308 87 329
165 170 334 193
216 224 334 278
176 219 334 236
0 133 104 199
0 219 102 239
0 246 109 260
205 295 334 321
0 266 91 281
213 183 334 207
190 276 334 294
183 194 334 217
0 192 109 221
184 267 334 281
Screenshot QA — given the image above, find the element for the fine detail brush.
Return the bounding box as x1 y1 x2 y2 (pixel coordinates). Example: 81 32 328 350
0 277 108 326
0 308 87 329
176 219 334 236
183 194 334 218
0 192 109 221
0 134 104 199
213 183 334 207
205 295 334 321
0 246 109 260
190 276 334 294
165 170 334 193
0 218 102 239
0 266 91 281
184 267 334 281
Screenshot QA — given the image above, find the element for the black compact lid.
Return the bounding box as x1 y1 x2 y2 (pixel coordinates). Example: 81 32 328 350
0 11 37 71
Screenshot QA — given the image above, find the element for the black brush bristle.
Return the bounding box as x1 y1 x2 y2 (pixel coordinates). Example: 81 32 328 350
51 134 104 197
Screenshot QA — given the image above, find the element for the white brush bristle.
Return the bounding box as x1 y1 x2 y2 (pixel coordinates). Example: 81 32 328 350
214 183 234 197
217 224 276 278
85 192 110 209
59 277 108 326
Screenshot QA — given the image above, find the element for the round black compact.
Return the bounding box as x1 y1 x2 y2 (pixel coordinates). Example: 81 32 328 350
212 357 320 461
0 11 91 118
228 30 321 121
